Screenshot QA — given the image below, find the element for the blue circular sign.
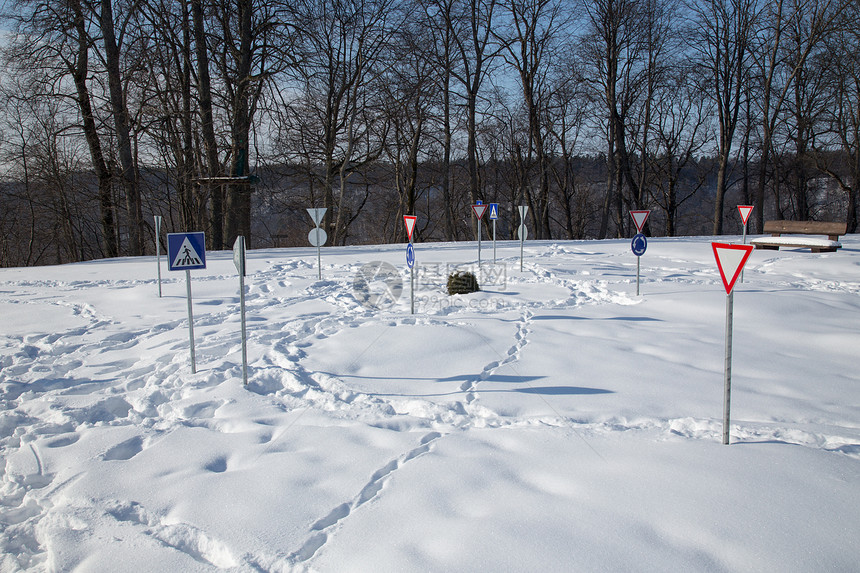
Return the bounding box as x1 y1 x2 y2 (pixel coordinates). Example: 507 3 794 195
631 233 647 257
406 243 415 268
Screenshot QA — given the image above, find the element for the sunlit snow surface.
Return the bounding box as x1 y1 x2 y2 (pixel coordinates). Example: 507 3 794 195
1 236 858 572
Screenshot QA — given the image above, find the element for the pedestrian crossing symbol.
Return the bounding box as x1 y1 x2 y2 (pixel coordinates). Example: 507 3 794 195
168 232 207 271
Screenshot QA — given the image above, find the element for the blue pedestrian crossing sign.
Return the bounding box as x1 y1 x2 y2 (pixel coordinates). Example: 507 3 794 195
168 232 207 271
488 203 499 220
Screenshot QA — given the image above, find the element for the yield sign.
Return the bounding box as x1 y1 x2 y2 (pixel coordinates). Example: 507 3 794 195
630 210 651 233
472 204 488 220
712 243 754 294
403 215 417 242
737 205 754 225
307 208 327 226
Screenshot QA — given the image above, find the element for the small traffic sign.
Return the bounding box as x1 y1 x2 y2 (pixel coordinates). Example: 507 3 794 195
404 215 417 242
712 243 754 294
308 227 327 247
631 233 647 257
168 232 206 271
406 243 415 269
488 203 499 220
517 206 529 239
518 206 529 271
307 208 327 226
233 236 246 276
630 210 651 233
472 204 488 220
738 205 754 225
517 224 528 240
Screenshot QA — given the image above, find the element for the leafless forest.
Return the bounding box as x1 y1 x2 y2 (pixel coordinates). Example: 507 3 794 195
0 0 857 266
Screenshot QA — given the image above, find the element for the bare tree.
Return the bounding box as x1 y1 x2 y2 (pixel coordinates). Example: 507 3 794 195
814 6 860 232
687 0 758 235
546 61 593 239
496 0 567 239
448 0 499 217
282 0 393 245
647 66 712 235
98 0 144 255
5 0 120 257
582 0 652 238
380 6 441 240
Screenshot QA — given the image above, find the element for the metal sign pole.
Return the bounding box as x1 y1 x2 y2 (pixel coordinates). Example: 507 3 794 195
410 262 415 314
234 236 248 385
478 218 482 267
239 270 248 384
723 291 734 445
636 257 641 296
741 223 748 283
316 228 322 280
493 218 497 264
520 236 524 271
518 206 528 272
186 269 197 374
155 216 162 297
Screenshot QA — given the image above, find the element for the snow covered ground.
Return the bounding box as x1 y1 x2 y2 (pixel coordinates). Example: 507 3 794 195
1 234 858 572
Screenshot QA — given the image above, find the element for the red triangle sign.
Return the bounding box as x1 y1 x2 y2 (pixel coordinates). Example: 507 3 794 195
630 210 651 233
737 205 754 225
712 243 754 294
403 215 417 242
472 204 488 220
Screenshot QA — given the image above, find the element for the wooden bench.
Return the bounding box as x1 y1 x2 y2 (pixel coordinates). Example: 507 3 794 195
750 220 847 253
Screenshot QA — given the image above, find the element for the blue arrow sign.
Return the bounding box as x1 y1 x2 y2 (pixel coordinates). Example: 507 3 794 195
406 243 415 269
168 232 207 271
631 233 647 257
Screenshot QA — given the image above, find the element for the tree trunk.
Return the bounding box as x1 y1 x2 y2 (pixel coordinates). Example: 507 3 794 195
224 0 253 249
192 0 221 245
71 0 117 258
101 0 143 256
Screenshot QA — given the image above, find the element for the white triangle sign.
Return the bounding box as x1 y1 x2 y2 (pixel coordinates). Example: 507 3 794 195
737 205 754 225
712 243 754 294
472 204 488 220
307 208 327 226
403 215 417 242
630 210 651 233
172 237 204 269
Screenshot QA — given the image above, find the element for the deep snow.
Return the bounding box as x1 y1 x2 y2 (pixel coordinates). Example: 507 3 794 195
1 234 858 572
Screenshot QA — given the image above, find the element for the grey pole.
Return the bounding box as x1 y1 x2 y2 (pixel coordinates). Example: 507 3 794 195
740 223 748 283
155 216 162 297
239 269 248 384
636 257 641 297
492 218 497 264
186 269 197 374
520 235 524 272
316 228 322 280
722 291 734 445
478 218 482 267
